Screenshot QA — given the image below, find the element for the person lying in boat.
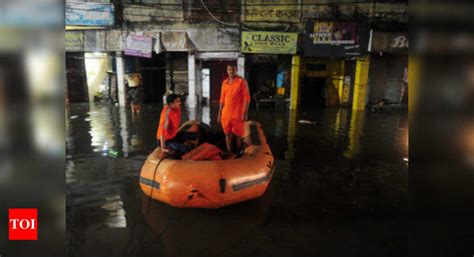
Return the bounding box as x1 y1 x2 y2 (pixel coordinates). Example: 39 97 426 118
156 94 191 157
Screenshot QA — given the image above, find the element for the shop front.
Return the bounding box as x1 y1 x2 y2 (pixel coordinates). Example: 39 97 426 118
189 28 241 107
302 20 370 110
241 31 298 109
368 31 408 105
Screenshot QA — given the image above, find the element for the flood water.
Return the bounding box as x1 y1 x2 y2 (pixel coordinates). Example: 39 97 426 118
66 103 409 257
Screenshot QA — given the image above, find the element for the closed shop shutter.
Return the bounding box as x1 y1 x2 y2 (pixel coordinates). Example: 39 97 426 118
368 54 407 103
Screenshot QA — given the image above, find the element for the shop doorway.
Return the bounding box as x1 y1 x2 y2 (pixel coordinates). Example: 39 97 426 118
66 52 88 103
203 60 236 105
248 63 277 100
138 53 166 104
301 77 327 109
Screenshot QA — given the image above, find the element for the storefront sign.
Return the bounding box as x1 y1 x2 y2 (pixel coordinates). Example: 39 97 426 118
66 2 114 26
242 31 298 54
303 21 368 57
370 31 408 53
124 35 153 58
65 31 84 51
245 0 299 22
310 22 356 45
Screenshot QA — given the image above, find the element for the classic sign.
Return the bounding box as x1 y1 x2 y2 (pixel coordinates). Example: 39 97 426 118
242 31 298 54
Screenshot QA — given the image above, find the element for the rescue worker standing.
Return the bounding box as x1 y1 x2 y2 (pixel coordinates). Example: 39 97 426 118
218 64 251 154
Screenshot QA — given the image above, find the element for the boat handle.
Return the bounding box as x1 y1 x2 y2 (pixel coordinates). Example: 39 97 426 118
219 178 226 193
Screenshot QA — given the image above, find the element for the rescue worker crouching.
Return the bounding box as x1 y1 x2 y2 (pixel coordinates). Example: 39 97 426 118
156 94 189 158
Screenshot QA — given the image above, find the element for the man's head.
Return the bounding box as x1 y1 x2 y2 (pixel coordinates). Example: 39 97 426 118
166 94 182 109
227 64 237 78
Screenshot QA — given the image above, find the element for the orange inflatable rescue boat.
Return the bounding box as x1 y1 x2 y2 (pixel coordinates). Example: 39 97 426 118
139 121 275 208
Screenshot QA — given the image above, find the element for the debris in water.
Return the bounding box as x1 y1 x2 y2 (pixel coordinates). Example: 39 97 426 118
298 120 317 125
108 149 119 158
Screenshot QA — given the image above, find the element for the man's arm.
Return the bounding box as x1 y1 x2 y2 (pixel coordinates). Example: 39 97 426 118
218 82 226 124
242 101 249 121
160 108 170 152
242 79 251 121
218 103 224 124
160 134 168 153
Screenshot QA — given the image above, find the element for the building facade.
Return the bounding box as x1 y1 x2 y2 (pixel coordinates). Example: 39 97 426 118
65 0 408 111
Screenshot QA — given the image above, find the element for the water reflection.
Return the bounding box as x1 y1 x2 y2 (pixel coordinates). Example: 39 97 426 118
88 104 117 154
285 109 297 160
460 119 474 167
67 103 409 257
102 195 127 228
119 107 129 158
140 189 272 257
344 109 365 159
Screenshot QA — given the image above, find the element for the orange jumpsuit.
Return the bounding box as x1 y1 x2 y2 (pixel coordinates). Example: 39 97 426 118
156 105 181 140
219 76 251 136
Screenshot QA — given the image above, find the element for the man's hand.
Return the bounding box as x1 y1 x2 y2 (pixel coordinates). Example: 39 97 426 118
159 148 169 158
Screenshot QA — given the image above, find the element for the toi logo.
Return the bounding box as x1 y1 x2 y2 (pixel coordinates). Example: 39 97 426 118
8 208 38 240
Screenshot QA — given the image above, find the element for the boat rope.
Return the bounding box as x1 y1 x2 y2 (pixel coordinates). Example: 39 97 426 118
130 154 170 257
144 154 170 217
183 189 220 207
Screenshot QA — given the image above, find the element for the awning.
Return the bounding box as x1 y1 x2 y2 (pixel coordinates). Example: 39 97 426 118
196 52 240 60
155 31 191 53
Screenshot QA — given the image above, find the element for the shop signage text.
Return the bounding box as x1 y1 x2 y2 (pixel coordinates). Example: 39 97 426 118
370 32 408 52
245 0 299 22
242 31 298 54
303 21 368 57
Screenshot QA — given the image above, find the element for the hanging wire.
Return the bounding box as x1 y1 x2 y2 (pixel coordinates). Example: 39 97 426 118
199 0 256 31
199 0 239 27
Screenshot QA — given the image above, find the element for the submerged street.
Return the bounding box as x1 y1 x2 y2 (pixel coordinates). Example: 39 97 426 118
66 103 408 257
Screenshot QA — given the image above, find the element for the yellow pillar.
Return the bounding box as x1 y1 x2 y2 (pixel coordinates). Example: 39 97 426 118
352 57 370 111
337 60 345 105
290 55 301 110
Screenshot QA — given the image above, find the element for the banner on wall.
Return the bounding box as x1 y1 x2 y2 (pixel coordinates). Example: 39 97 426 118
303 21 368 57
66 2 114 26
310 22 356 45
241 31 298 54
124 35 153 58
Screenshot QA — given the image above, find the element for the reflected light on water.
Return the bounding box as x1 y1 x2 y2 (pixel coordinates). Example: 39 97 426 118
463 122 474 167
88 105 117 153
101 196 127 228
